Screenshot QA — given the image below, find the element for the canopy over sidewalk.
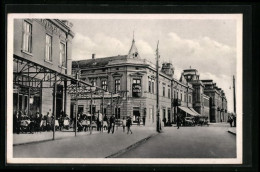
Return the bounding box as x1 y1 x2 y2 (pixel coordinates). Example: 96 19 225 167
178 106 201 117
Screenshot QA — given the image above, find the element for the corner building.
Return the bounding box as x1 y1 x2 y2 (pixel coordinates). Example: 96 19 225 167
72 38 199 127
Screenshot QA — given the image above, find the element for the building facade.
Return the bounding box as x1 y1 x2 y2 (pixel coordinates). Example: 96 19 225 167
13 19 74 118
181 68 228 123
202 80 228 122
72 38 198 127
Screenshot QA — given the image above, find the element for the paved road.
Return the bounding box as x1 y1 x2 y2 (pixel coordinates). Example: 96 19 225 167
117 125 236 158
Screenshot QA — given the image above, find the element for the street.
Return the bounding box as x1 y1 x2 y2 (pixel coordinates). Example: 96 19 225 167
13 123 236 158
117 124 236 158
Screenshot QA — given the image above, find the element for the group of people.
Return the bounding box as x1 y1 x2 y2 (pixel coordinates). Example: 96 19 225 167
135 116 146 126
228 114 236 127
13 110 70 134
76 111 133 134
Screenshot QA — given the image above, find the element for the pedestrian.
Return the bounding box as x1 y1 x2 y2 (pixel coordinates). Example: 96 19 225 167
163 117 166 127
122 117 126 132
97 110 103 131
176 114 181 129
103 114 108 130
137 116 140 126
228 115 233 127
14 111 21 134
108 114 115 134
233 115 236 127
35 112 42 132
142 116 146 126
126 116 133 134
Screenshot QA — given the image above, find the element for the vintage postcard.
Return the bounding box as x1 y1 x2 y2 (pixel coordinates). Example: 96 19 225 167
6 13 242 164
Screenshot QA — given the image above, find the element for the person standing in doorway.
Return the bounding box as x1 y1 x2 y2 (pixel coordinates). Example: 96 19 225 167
137 116 140 126
163 117 167 127
142 116 146 126
126 116 133 134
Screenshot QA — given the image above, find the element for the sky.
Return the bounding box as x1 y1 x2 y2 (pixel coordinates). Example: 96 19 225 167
69 16 239 112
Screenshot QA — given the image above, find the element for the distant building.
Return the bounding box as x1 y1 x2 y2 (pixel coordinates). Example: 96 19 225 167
202 80 228 122
182 68 228 123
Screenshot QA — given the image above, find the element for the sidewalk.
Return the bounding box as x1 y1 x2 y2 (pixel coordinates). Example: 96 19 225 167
228 127 236 135
13 129 101 145
13 126 158 158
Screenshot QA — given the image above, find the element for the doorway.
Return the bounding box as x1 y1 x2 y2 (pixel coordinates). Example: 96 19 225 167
133 107 140 123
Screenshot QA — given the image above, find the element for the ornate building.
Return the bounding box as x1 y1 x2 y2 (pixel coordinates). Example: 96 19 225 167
71 38 198 127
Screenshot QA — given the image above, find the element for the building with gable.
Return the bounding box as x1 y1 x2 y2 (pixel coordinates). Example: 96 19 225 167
71 37 199 127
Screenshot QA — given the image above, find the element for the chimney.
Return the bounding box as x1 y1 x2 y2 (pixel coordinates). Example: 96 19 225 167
92 54 95 59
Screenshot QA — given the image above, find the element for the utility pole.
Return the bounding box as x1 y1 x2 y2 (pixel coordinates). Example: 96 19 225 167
233 75 236 114
75 73 78 136
156 40 161 133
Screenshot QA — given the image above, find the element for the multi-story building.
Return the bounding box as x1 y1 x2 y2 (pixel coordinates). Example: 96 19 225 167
182 70 228 122
201 80 228 122
71 38 197 127
13 19 75 118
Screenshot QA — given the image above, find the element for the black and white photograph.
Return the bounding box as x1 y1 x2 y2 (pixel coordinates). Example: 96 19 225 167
6 13 243 164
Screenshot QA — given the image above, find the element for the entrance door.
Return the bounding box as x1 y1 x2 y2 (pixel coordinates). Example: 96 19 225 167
133 108 140 123
167 108 171 122
56 85 63 116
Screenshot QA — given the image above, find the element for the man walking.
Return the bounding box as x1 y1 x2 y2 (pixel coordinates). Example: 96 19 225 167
108 114 115 134
176 114 181 129
126 116 133 134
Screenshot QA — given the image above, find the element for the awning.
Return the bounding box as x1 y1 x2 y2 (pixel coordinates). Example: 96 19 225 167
189 108 202 116
178 106 199 116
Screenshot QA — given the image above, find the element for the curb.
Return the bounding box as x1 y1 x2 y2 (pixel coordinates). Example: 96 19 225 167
105 133 158 158
13 131 101 146
227 130 236 135
13 138 62 146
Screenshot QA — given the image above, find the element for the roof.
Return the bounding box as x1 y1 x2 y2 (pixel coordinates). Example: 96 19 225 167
72 55 127 69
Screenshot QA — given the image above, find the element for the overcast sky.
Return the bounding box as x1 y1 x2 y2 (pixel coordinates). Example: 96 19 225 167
70 17 238 112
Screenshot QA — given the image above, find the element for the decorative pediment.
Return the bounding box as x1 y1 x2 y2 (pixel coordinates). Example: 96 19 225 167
149 75 156 80
130 71 145 77
112 72 123 78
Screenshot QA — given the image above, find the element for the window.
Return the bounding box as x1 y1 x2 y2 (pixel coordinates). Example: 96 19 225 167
152 82 154 94
168 88 170 98
115 79 120 93
148 81 151 93
189 95 192 103
163 87 165 97
60 42 66 67
180 91 183 101
91 79 96 86
184 93 187 102
22 21 32 53
45 34 52 61
102 80 107 91
132 79 141 97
